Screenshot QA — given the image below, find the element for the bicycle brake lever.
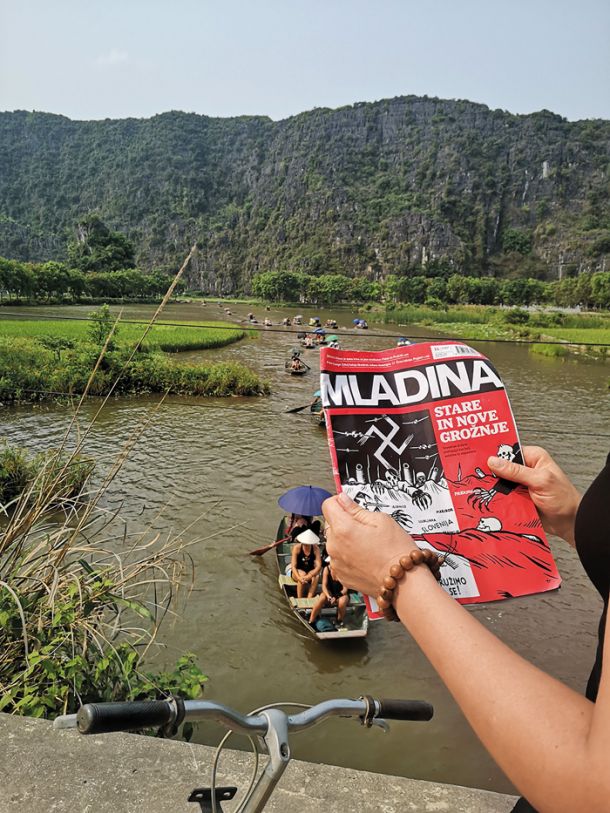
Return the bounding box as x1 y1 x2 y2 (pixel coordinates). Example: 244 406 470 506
370 718 390 733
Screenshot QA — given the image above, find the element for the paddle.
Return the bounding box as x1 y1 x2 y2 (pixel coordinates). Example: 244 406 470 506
285 403 312 414
249 535 291 556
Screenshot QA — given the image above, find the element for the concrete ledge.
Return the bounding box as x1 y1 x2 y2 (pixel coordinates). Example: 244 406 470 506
1 713 517 812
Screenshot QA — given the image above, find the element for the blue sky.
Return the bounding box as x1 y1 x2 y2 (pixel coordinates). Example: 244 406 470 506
1 0 608 121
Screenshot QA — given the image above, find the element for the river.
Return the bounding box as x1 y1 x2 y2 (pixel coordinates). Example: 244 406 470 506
1 301 608 794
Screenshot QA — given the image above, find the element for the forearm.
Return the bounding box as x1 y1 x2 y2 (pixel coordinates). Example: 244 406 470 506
394 568 607 812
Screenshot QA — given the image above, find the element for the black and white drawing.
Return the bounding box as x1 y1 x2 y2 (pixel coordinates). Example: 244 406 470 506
330 409 460 534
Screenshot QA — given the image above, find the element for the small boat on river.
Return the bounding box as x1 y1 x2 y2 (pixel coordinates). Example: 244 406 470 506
285 355 309 375
275 519 369 640
310 390 325 427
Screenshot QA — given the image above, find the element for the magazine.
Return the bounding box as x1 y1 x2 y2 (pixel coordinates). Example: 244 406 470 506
320 341 561 615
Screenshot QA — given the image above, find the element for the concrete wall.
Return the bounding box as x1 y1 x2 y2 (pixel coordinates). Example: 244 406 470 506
1 713 517 812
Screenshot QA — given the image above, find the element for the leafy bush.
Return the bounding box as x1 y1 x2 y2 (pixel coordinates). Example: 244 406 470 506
503 308 530 324
424 296 445 310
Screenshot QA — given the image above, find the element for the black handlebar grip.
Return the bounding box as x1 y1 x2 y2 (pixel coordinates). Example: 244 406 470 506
77 699 174 735
377 699 434 722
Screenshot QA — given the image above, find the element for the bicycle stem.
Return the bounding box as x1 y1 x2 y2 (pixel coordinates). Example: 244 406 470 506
241 709 290 813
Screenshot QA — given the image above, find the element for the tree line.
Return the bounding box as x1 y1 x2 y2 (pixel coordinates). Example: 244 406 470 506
0 257 177 302
252 269 610 309
0 216 182 303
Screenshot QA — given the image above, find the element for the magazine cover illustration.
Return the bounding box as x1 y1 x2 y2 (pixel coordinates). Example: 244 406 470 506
320 342 561 614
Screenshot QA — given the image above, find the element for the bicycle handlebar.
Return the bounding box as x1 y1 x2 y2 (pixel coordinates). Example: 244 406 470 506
56 696 433 736
377 698 433 722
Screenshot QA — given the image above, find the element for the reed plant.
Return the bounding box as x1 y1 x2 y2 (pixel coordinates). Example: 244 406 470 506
0 248 210 720
0 439 206 717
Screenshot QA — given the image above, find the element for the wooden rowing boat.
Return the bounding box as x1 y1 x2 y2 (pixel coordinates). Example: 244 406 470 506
285 360 308 375
274 519 369 640
310 401 326 428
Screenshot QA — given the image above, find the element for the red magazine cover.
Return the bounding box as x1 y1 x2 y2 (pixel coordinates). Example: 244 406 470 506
320 341 561 616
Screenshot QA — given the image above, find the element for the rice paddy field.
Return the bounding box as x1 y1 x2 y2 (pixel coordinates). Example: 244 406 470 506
0 318 246 352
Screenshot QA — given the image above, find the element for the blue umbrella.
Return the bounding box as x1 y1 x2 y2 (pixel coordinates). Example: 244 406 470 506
313 389 321 397
352 319 360 324
314 327 326 334
278 485 333 516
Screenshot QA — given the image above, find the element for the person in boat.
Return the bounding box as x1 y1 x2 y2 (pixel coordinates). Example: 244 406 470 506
310 391 323 413
291 354 303 372
263 317 273 327
288 514 322 540
309 558 349 628
397 337 412 347
294 315 303 325
304 334 315 348
282 317 292 326
290 529 322 598
323 447 610 812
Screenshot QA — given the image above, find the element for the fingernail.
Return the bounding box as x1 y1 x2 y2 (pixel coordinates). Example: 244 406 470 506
338 491 353 507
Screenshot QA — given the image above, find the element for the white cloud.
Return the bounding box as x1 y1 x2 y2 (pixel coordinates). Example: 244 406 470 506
96 49 129 67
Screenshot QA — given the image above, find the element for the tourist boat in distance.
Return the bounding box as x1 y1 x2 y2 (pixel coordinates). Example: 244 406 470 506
275 519 369 640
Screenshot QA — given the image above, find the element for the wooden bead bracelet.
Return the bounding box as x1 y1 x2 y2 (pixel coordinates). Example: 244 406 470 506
376 548 445 622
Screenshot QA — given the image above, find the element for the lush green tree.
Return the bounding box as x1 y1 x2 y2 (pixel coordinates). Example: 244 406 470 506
467 277 501 305
502 229 533 255
591 272 610 309
500 278 544 306
397 276 427 304
316 274 352 305
350 277 378 302
251 270 302 301
87 304 118 349
34 262 71 300
425 278 448 302
445 274 471 305
67 215 136 273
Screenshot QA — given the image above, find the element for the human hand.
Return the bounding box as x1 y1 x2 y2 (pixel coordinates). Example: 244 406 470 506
323 492 418 596
487 446 581 546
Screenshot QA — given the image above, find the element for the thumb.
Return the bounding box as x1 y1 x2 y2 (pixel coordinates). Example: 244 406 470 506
323 492 373 526
488 455 536 488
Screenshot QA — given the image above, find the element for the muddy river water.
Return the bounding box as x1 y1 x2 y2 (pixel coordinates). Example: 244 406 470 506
2 301 609 794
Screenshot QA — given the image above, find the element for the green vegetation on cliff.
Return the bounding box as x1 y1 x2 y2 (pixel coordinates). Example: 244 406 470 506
0 98 608 294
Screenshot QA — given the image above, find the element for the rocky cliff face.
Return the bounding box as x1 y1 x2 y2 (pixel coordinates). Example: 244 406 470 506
0 97 608 292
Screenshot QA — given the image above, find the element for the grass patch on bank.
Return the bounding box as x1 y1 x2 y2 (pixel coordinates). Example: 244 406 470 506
386 304 610 359
529 343 571 358
531 327 610 345
0 319 245 353
0 307 268 403
0 338 268 402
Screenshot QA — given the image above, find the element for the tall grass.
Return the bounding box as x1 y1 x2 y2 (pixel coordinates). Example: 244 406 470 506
0 250 213 718
0 434 207 717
